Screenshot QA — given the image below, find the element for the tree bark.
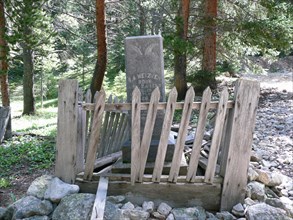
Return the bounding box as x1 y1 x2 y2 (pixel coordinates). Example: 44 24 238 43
174 0 190 100
90 0 107 99
202 0 217 86
22 24 35 115
139 0 145 35
0 0 11 138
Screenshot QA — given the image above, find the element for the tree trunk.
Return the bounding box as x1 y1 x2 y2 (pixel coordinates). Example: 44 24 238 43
202 0 217 87
0 0 11 138
22 27 35 115
90 0 107 99
174 0 190 100
139 0 145 35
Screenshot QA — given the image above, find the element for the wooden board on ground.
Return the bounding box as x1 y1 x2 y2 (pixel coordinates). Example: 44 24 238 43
90 176 109 220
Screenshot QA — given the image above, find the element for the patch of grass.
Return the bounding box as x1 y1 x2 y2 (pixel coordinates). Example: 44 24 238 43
0 178 10 188
0 136 55 177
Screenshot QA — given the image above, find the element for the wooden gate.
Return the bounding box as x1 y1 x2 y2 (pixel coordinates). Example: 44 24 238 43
55 78 260 212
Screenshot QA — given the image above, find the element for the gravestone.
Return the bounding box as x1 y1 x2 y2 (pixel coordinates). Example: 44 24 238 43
122 35 175 163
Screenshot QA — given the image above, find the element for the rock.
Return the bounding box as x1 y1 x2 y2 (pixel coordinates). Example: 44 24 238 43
120 209 150 220
0 207 7 220
256 170 283 186
247 181 266 201
142 201 154 213
265 187 279 198
52 193 95 220
244 198 257 206
22 216 50 220
107 195 125 204
166 213 175 220
280 196 293 217
152 211 165 219
6 196 53 220
44 177 79 203
248 167 259 181
104 201 121 220
206 211 218 219
27 175 53 199
171 207 206 220
250 151 262 162
231 203 245 217
157 202 172 216
216 211 236 220
265 198 284 208
246 203 291 220
121 201 135 210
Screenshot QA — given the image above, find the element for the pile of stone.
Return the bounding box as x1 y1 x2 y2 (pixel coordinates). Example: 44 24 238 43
1 171 292 220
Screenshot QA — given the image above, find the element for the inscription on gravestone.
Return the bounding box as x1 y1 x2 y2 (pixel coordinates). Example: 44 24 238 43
123 35 174 163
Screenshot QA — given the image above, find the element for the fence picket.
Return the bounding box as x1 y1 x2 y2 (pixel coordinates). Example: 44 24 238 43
107 96 120 154
186 87 212 182
99 96 112 157
131 87 141 185
220 79 260 210
168 87 195 183
204 88 229 183
84 89 92 160
138 87 160 182
83 90 106 181
152 87 177 182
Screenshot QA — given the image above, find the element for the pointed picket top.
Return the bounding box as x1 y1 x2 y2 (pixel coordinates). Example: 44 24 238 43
169 87 178 100
94 89 106 103
132 86 141 101
85 89 92 103
113 96 119 104
150 87 160 103
186 86 212 182
107 94 113 104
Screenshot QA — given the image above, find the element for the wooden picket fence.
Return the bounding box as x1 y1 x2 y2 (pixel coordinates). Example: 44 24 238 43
55 78 260 212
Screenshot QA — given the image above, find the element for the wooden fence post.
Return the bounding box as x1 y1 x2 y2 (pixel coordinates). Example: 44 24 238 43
220 79 260 211
55 79 79 183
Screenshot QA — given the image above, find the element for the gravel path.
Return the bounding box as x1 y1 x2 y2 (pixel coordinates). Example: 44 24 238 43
243 72 293 178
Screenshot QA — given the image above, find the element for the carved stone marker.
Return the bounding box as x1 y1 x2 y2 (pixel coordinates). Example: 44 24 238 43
122 35 174 163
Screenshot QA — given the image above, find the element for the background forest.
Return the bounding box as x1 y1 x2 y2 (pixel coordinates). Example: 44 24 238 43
1 0 293 114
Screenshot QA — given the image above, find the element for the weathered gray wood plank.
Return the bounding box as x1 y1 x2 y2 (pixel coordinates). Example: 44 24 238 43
55 80 79 183
169 87 194 182
131 87 141 185
186 87 212 182
138 87 160 182
152 87 177 182
0 107 10 143
83 90 106 181
83 100 234 111
90 176 109 220
204 88 229 183
220 79 260 211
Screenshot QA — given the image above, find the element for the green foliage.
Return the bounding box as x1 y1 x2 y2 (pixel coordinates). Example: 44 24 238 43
0 136 55 177
0 178 10 188
188 70 219 92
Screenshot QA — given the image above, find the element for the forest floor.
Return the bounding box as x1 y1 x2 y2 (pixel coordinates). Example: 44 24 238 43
0 59 292 208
